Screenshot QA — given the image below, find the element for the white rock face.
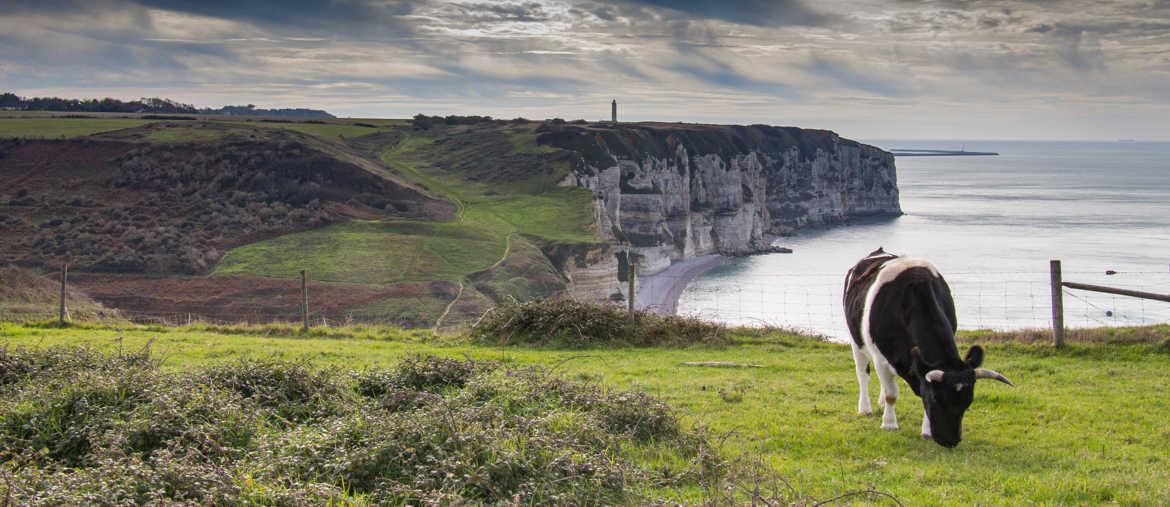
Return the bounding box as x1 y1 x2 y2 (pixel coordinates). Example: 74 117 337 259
559 125 900 281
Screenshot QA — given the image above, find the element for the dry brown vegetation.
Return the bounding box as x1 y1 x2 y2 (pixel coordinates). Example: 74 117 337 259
0 135 446 274
959 325 1170 346
0 265 120 322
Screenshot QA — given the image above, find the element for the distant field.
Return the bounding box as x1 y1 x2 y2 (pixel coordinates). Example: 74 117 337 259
380 130 595 242
0 117 158 138
250 121 386 139
0 115 599 328
144 125 236 142
4 322 1168 504
216 127 596 291
213 219 505 284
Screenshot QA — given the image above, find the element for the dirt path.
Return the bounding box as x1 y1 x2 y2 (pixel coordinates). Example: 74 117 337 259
432 280 465 333
487 232 515 271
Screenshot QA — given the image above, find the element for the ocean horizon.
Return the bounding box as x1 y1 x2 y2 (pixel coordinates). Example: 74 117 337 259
678 139 1170 342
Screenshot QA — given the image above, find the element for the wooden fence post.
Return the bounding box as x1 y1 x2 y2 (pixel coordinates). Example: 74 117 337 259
1050 259 1064 348
59 263 68 324
628 263 636 322
300 270 309 332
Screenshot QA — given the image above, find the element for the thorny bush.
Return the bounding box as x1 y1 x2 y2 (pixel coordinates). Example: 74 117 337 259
0 346 724 505
470 298 730 348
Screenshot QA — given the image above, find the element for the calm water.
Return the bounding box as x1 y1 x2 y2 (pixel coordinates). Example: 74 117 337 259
678 140 1170 341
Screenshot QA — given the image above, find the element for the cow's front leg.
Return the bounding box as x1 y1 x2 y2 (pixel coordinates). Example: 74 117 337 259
921 408 932 439
873 358 899 430
851 342 872 416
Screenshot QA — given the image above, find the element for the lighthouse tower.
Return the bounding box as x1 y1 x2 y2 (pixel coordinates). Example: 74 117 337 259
611 99 617 123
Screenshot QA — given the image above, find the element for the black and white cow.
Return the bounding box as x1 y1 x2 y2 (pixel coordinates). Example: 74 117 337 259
843 248 1013 448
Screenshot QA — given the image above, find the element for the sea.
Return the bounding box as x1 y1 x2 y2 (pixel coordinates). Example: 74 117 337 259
677 140 1170 342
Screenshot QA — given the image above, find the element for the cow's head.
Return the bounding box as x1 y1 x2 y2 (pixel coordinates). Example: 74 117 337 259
911 345 1013 448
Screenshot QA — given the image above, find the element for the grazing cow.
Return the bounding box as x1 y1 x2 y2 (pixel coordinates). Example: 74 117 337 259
843 248 1013 447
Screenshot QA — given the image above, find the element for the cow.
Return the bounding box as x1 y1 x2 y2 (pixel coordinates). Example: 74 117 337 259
843 248 1013 447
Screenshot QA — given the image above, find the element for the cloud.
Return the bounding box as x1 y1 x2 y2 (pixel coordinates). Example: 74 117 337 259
802 57 913 98
665 60 803 99
3 0 1169 138
589 0 834 27
135 0 418 31
453 2 551 23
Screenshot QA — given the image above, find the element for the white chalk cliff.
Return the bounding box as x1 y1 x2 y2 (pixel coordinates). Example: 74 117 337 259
539 122 901 299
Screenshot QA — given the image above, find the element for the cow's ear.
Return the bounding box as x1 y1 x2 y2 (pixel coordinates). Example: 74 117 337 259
964 345 984 368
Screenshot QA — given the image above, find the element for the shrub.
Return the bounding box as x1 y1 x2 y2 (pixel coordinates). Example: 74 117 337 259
469 298 730 348
1 347 723 505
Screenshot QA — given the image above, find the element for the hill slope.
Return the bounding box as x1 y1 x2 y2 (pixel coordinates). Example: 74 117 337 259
0 115 898 328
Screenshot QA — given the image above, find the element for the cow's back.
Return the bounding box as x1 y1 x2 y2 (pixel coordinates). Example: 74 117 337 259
843 248 898 347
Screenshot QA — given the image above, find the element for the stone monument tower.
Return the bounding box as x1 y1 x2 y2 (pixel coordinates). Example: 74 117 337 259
611 99 616 123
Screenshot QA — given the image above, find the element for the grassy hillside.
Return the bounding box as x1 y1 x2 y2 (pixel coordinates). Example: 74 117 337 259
207 121 599 326
0 117 159 138
214 219 505 284
0 115 602 329
3 321 1168 504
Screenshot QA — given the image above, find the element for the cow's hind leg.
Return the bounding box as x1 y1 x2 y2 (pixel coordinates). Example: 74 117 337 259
851 342 872 415
873 355 899 430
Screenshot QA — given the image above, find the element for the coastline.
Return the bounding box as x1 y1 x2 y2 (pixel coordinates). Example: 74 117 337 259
635 254 730 316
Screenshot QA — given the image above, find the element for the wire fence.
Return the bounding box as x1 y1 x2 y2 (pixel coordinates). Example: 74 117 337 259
1 304 436 330
5 267 1168 339
666 269 1170 341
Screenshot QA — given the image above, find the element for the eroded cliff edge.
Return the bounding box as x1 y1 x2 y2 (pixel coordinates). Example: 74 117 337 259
538 122 901 300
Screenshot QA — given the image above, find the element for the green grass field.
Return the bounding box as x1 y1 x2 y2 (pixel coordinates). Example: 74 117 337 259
213 220 505 284
0 117 158 138
214 127 596 291
250 121 386 139
4 322 1168 504
144 125 237 142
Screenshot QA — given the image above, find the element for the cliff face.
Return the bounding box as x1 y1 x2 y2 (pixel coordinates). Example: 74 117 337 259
542 123 900 276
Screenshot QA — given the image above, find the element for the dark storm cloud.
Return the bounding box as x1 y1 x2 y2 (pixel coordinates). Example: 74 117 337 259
597 0 834 27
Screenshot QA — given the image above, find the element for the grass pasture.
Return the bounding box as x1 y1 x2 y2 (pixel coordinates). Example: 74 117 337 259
213 220 505 284
0 117 158 138
250 120 387 139
2 322 1168 504
212 125 598 325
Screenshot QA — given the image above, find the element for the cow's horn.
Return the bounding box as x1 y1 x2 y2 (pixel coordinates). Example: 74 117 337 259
975 368 1014 387
925 370 945 383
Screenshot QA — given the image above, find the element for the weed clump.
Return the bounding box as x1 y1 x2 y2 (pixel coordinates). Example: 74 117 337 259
0 347 721 505
470 298 730 348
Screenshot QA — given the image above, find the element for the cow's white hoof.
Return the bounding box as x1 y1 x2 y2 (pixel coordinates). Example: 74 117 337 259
880 423 898 430
858 408 873 416
920 432 932 439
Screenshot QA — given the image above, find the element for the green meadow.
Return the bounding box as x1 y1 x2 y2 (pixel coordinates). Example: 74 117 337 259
3 321 1168 505
0 117 159 138
215 127 597 288
213 219 505 284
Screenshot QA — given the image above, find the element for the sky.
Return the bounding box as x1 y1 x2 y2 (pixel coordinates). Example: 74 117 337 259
2 0 1169 140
